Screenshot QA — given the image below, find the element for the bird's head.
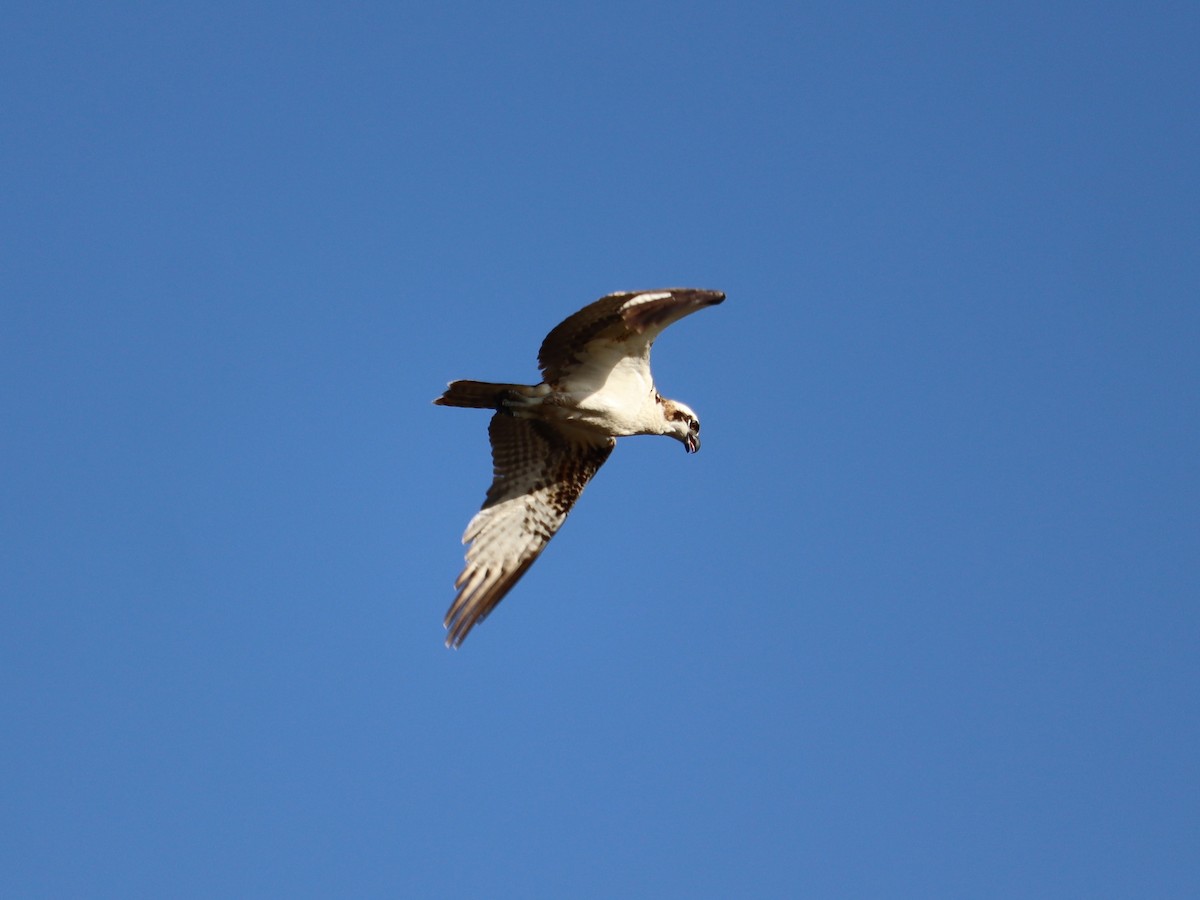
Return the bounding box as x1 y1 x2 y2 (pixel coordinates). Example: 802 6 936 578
662 399 701 453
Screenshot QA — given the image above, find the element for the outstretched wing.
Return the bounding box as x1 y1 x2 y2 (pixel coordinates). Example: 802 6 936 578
444 413 614 647
537 288 725 388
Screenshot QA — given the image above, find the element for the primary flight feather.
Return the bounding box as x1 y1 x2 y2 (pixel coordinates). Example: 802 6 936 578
435 287 725 647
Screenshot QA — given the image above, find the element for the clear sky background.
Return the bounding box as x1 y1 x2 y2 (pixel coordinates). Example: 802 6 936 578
3 2 1197 897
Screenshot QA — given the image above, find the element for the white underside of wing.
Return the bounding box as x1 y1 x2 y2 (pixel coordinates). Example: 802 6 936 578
461 493 553 566
446 477 562 646
444 414 613 647
555 339 658 431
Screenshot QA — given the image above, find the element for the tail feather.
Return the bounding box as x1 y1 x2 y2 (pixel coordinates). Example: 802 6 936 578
434 380 531 409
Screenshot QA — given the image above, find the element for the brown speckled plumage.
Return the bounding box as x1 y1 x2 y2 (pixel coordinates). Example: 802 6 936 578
443 416 613 647
436 288 724 647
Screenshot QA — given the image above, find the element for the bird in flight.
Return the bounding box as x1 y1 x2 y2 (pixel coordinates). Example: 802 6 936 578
435 287 725 647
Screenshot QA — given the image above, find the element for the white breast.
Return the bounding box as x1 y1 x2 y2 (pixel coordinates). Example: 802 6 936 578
554 339 659 432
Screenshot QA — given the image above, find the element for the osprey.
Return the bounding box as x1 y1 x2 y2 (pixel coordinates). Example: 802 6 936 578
435 287 725 647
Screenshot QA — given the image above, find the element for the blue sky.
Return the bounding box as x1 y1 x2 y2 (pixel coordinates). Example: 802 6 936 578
2 2 1197 896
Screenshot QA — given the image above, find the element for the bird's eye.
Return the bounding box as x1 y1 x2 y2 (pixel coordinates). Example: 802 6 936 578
690 418 700 434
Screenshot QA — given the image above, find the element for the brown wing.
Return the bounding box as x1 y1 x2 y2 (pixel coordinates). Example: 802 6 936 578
444 413 615 647
537 288 725 385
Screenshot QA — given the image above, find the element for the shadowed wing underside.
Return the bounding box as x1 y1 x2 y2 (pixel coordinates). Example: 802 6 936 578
537 288 725 385
444 413 614 647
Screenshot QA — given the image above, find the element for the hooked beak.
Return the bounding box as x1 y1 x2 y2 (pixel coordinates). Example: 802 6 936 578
684 433 700 453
